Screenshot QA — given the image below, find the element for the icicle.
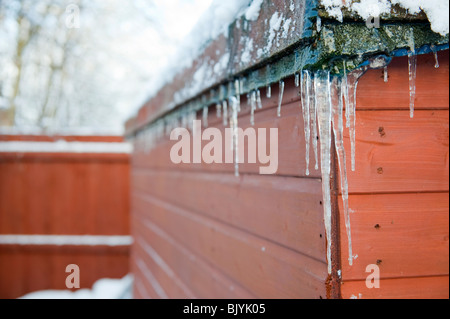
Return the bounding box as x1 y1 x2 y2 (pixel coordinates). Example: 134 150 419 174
434 51 440 68
202 106 208 128
407 51 417 119
300 70 311 176
407 28 416 119
343 67 366 171
235 79 241 112
343 61 350 129
295 73 300 87
384 66 388 83
277 80 285 117
230 96 239 177
222 100 228 126
314 70 332 274
250 90 257 126
189 109 196 133
216 103 222 118
430 45 440 68
309 74 319 171
256 89 263 109
266 84 271 98
331 76 354 266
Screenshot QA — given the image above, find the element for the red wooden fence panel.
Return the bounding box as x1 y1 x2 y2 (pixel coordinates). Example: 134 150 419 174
0 135 131 299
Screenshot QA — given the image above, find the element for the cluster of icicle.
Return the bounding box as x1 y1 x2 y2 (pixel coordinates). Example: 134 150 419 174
133 47 441 273
299 66 367 275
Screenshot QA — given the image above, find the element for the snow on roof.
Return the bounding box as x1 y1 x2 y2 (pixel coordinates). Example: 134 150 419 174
144 1 252 95
321 0 449 36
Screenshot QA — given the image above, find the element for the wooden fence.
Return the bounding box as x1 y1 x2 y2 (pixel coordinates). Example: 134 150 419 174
0 134 131 299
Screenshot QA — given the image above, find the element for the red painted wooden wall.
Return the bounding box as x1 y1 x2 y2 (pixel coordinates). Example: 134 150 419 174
338 50 449 299
129 50 449 299
0 135 131 299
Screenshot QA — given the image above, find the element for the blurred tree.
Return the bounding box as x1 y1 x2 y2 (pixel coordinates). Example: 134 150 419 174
0 0 158 130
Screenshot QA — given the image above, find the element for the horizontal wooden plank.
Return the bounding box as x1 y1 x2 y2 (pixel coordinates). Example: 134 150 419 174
133 235 196 299
132 169 326 262
132 192 328 298
357 50 449 110
0 245 129 299
132 219 256 299
132 99 321 178
345 110 449 193
0 161 130 235
133 255 166 299
340 275 449 299
338 193 449 280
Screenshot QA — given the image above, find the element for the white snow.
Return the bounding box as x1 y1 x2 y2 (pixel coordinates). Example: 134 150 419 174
0 140 132 154
19 274 133 299
267 12 284 50
321 0 449 35
281 18 292 39
142 0 259 109
245 0 264 21
241 38 254 64
0 235 133 246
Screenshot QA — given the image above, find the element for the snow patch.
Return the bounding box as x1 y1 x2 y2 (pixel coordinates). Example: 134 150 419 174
266 12 284 51
321 0 449 35
241 38 254 64
20 275 133 299
245 0 264 21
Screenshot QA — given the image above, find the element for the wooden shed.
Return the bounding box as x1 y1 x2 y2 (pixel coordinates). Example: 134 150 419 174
126 0 449 299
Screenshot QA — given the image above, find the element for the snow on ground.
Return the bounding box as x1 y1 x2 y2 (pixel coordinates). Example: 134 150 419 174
19 275 133 299
321 0 449 36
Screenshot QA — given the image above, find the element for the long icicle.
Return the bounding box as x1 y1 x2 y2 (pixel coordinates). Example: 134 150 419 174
343 61 350 128
344 68 366 171
202 106 208 128
250 90 256 126
315 70 333 274
300 70 311 176
230 96 239 177
309 73 319 170
235 79 241 112
407 51 417 119
222 100 228 126
256 89 263 109
277 80 285 117
331 76 354 266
